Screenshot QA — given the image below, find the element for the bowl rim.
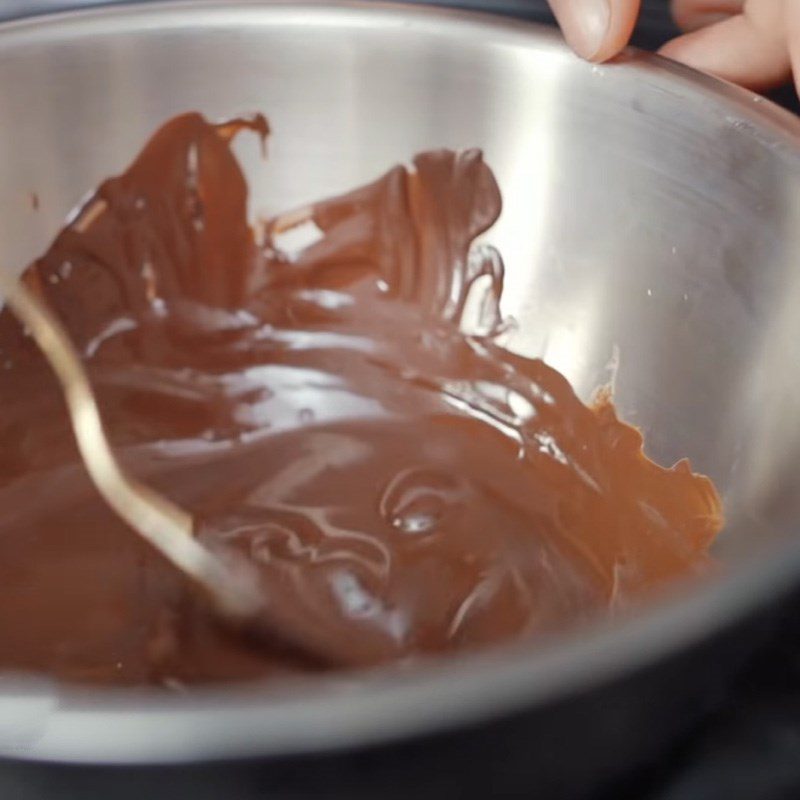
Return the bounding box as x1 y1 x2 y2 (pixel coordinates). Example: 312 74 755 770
1 0 800 766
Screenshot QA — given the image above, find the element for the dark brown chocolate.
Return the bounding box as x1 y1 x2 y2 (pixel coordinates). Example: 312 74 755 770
0 113 722 685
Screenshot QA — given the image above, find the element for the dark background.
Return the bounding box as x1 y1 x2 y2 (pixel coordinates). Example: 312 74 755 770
1 2 799 798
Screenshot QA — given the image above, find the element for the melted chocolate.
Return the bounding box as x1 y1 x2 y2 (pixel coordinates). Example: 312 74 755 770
0 113 722 685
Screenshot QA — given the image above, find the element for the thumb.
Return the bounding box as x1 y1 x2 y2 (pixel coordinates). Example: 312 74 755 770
549 0 642 62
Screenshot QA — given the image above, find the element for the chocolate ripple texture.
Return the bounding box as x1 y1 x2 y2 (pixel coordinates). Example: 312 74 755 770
0 113 721 685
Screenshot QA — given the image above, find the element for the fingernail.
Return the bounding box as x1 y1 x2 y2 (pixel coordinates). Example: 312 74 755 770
551 0 611 61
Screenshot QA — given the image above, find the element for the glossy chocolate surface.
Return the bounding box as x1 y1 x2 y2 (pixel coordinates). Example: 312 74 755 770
0 114 721 684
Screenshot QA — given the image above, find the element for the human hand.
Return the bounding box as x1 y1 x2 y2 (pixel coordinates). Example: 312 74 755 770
548 0 800 93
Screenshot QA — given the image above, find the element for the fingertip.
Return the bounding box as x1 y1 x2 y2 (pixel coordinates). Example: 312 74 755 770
550 0 611 61
550 0 640 62
591 0 641 62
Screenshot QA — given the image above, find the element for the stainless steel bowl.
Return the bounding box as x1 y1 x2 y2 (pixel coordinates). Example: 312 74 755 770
1 1 800 794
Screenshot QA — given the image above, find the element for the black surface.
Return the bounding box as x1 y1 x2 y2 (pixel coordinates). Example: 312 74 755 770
0 2 799 799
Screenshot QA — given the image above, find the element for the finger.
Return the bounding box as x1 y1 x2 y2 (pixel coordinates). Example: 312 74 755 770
549 0 641 62
660 12 791 91
670 0 743 32
789 0 800 96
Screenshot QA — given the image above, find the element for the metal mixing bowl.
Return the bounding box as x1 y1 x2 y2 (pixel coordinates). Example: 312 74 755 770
1 2 800 796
